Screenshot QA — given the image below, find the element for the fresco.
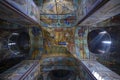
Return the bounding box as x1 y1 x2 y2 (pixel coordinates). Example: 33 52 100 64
75 26 89 59
39 0 78 27
1 0 40 24
39 0 103 27
42 27 75 54
42 0 75 14
29 27 43 59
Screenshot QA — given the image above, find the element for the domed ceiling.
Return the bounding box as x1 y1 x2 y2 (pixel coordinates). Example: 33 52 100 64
39 0 79 27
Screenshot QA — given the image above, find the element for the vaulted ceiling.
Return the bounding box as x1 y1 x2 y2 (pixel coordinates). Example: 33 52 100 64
36 0 79 27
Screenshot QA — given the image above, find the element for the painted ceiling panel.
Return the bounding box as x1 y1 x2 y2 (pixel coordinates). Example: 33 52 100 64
42 27 75 55
39 0 79 27
41 0 75 14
